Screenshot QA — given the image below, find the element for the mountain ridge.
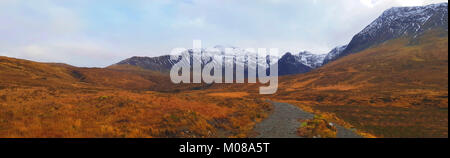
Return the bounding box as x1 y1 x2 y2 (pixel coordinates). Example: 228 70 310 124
113 47 327 76
324 2 448 64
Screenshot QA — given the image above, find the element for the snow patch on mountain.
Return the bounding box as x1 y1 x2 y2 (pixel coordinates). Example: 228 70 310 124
358 2 448 39
323 2 447 65
290 51 327 69
323 45 348 64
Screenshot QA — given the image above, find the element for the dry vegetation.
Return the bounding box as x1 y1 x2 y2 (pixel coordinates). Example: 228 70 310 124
273 29 448 138
0 29 447 138
297 115 337 138
0 57 271 138
201 29 448 138
207 92 250 98
0 87 271 138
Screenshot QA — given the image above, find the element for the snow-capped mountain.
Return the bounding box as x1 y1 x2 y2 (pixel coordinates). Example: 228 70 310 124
275 51 328 75
323 45 347 65
115 47 331 76
277 52 312 76
210 45 281 71
114 46 281 74
115 2 449 76
324 2 448 64
359 2 448 38
292 51 327 69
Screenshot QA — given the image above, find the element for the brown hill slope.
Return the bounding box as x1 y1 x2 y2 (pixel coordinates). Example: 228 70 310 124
0 56 172 90
0 56 271 138
274 29 448 137
0 57 78 88
0 86 270 138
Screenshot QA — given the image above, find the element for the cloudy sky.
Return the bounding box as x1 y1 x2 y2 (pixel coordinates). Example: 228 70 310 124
0 0 448 67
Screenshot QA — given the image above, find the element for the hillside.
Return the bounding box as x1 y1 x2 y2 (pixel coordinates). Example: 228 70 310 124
274 29 448 137
324 2 448 64
0 56 272 138
0 56 163 90
0 57 78 88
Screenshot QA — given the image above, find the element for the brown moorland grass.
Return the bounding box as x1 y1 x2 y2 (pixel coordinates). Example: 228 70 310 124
0 57 271 138
273 29 448 138
203 29 448 138
0 86 271 138
0 29 447 138
207 92 250 98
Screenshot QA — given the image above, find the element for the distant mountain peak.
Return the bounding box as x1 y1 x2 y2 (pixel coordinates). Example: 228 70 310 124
292 51 326 69
323 45 347 65
277 52 312 76
359 2 448 38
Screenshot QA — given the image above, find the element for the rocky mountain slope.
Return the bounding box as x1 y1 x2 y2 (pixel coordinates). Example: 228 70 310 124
324 2 448 64
114 47 277 74
277 52 313 76
115 56 176 73
323 45 347 65
292 51 326 69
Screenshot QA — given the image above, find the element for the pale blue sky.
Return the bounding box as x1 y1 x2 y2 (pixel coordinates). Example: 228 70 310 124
0 0 447 67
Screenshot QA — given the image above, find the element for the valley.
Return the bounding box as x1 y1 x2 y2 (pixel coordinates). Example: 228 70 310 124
0 3 448 138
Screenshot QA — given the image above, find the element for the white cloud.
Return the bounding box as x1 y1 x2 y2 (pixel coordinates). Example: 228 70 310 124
0 0 122 67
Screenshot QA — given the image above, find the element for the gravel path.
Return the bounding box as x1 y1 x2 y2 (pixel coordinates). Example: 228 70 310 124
254 101 361 138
